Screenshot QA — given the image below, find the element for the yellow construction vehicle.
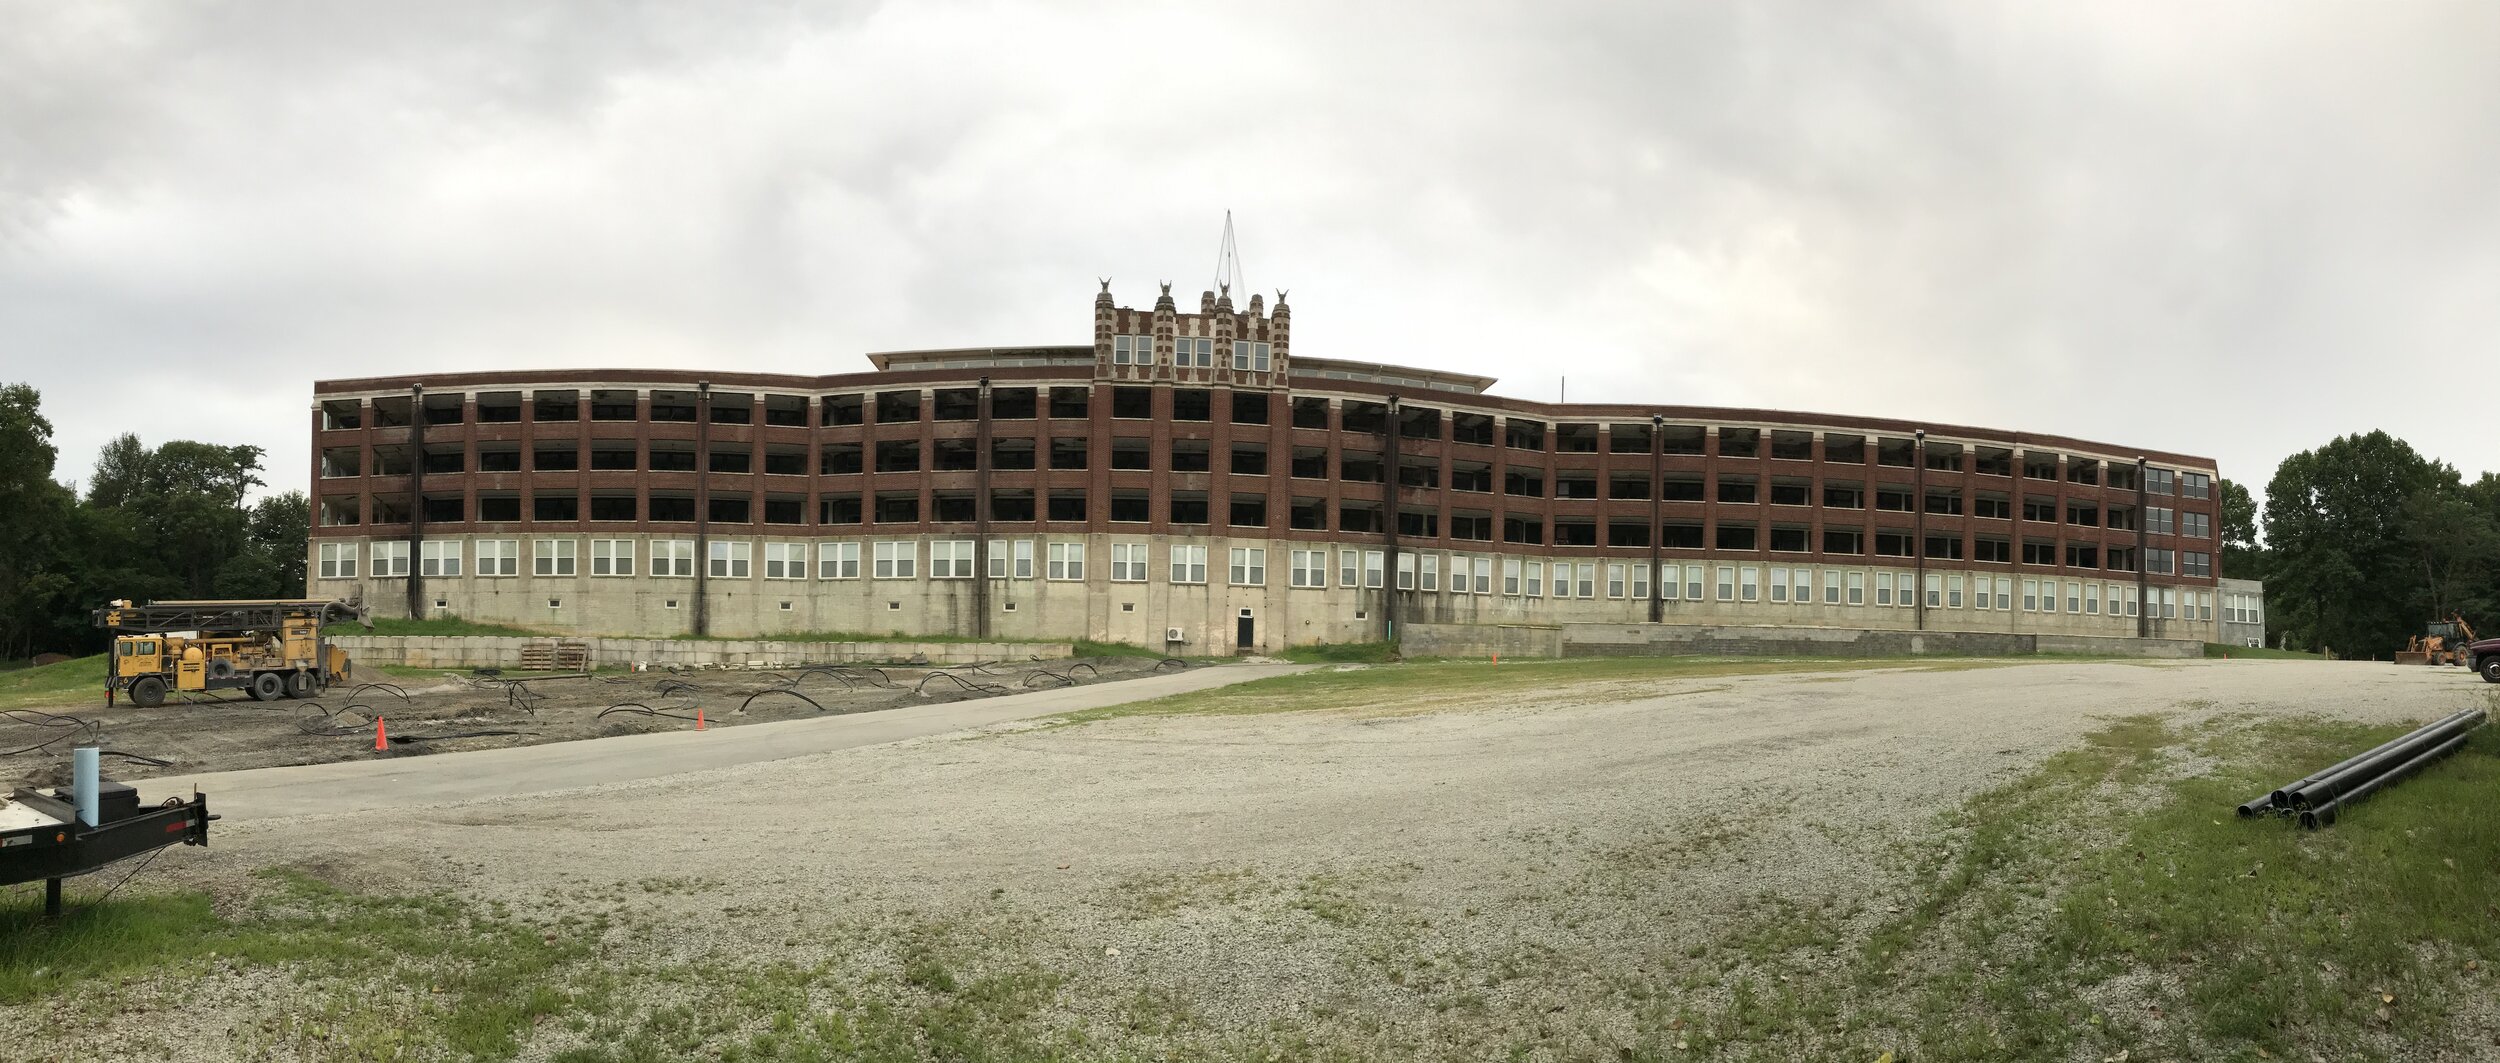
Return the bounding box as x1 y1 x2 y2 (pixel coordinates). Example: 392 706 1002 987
91 599 368 707
2397 613 2478 667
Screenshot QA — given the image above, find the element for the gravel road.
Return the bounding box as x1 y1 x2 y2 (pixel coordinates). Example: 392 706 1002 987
20 658 2491 1061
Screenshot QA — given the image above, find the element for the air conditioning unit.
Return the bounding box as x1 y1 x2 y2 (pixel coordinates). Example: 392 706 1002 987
1165 627 1186 643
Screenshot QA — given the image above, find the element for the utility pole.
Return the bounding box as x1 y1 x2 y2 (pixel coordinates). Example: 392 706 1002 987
1913 429 1927 632
1648 413 1664 624
2136 457 2150 639
973 377 993 638
406 384 426 621
1382 394 1401 645
693 381 711 637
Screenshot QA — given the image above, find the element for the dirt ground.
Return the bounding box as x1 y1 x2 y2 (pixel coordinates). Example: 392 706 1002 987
0 655 1192 792
12 658 2496 1061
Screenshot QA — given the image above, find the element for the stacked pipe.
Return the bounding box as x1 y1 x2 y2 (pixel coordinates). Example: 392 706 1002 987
2236 709 2485 828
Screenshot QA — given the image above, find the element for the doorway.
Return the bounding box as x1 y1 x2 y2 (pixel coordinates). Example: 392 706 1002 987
1236 608 1255 650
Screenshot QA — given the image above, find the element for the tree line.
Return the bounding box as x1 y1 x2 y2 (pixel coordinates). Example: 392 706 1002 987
0 383 306 660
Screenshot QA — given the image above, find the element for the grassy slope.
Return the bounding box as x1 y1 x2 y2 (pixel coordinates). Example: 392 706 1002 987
0 654 106 710
2203 642 2325 660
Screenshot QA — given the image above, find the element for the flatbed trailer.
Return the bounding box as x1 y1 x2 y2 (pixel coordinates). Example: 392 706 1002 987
0 782 213 917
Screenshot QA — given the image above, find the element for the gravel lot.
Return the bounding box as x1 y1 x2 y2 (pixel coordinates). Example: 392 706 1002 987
18 657 2493 1061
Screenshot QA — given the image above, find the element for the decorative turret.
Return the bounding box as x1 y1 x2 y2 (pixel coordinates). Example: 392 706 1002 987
1271 289 1290 368
1153 281 1176 372
1093 278 1115 366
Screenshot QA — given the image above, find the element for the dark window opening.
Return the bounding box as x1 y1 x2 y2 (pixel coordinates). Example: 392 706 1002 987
1112 438 1151 471
1397 460 1439 489
2066 543 2099 568
1450 462 1492 492
648 495 695 522
2023 451 2060 479
1874 531 1914 557
1231 444 1268 476
2022 540 2058 565
764 398 807 427
1554 521 1598 547
423 449 464 474
531 393 578 422
1292 398 1331 429
1505 469 1547 497
1924 490 1962 515
1398 510 1438 537
932 388 979 421
876 391 922 423
1975 537 2011 563
1924 443 1963 473
1877 438 1917 467
1340 452 1384 483
1770 431 1815 460
764 498 803 525
874 494 919 523
1823 529 1864 554
1610 423 1652 454
991 388 1036 420
1876 488 1915 512
932 493 976 522
1556 423 1600 453
1112 387 1153 419
763 450 807 476
422 496 463 523
1662 523 1704 549
1292 448 1329 479
1399 406 1441 440
1610 475 1652 501
1717 476 1759 504
1974 447 2013 476
991 490 1035 523
708 497 751 523
821 495 862 524
1231 495 1268 528
1555 474 1599 500
707 398 752 425
1172 389 1212 422
875 441 921 473
1823 483 1864 509
1338 504 1383 533
1049 387 1089 419
1771 527 1811 553
1609 521 1652 548
1718 428 1760 458
1505 419 1547 451
478 496 521 522
1715 524 1757 551
1924 535 1964 560
992 439 1035 471
1769 481 1810 506
1662 477 1705 502
1229 391 1270 425
1050 438 1089 470
591 446 637 471
1503 517 1544 545
1047 491 1086 522
708 450 752 474
822 395 864 426
1341 402 1387 435
933 439 978 472
1450 513 1492 541
1290 498 1326 531
1109 492 1150 523
1170 441 1211 473
478 449 523 473
1452 412 1494 445
820 444 862 475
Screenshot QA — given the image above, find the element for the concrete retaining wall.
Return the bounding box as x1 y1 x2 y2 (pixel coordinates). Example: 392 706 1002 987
1400 622 2199 661
332 636 1073 670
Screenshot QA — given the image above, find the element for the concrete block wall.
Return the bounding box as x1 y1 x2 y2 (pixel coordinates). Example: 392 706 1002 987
1399 622 2200 661
332 635 1072 670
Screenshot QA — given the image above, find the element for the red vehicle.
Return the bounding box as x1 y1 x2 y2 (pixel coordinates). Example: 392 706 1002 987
2475 637 2500 682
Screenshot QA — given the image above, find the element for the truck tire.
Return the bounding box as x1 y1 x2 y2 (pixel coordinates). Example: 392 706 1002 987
2482 656 2500 683
250 671 285 701
205 658 236 681
284 670 317 699
128 676 166 708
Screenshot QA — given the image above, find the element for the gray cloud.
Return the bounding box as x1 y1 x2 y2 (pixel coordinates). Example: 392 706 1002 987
4 1 2497 513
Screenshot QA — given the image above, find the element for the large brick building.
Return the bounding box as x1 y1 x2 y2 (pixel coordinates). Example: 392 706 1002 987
305 280 2225 652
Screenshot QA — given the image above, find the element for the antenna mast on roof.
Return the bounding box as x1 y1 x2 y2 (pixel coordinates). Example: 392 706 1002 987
1213 210 1245 298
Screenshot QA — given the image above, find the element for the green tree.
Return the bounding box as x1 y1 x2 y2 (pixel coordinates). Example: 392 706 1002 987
0 384 80 659
2263 432 2444 657
2218 478 2267 583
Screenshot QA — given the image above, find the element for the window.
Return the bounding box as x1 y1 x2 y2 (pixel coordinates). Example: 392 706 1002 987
1369 552 1389 589
420 540 462 577
1421 554 1441 592
1634 564 1653 601
650 539 694 577
930 540 976 579
1526 561 1548 597
1683 564 1704 602
1925 573 1943 608
1502 558 1523 596
1228 547 1266 586
1169 545 1208 584
819 542 861 579
1946 574 1964 608
2066 581 2082 612
1340 549 1361 589
1111 334 1154 365
2182 512 2211 539
2022 579 2039 611
2146 548 2174 575
2147 468 2175 495
317 542 359 579
705 540 749 579
1974 496 2011 520
1572 562 1594 598
2146 507 2175 536
1717 566 1737 602
1739 566 1760 602
765 542 807 580
591 539 635 577
1111 543 1149 582
369 541 409 578
531 538 577 577
1847 571 1866 605
1973 574 1992 609
2085 583 2101 615
1174 336 1216 367
2182 473 2210 500
988 540 1035 579
1876 572 1894 606
1291 549 1328 588
2182 551 2212 578
1768 566 1789 603
873 541 918 580
1047 543 1083 581
1995 577 2012 610
2162 588 2179 619
1230 340 1274 371
1608 563 1628 599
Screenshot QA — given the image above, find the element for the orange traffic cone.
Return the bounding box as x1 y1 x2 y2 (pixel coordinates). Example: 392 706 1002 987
695 708 706 731
373 717 388 752
1492 652 1499 666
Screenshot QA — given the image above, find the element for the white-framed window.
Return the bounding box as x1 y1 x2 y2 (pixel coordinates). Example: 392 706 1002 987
2162 587 2178 619
1340 549 1361 589
1946 574 1964 608
2182 512 2210 539
1685 564 1704 602
651 539 694 578
1397 553 1417 590
1545 559 1569 598
1369 551 1388 590
1631 563 1650 600
2181 472 2210 499
930 540 975 579
591 539 636 577
819 542 861 580
418 540 461 577
1111 334 1154 365
1229 547 1266 586
1421 554 1440 592
765 542 807 580
534 538 577 577
1847 571 1866 605
1527 561 1546 597
475 539 520 577
988 540 1034 580
1717 565 1737 602
1289 548 1327 588
1768 566 1789 603
1996 577 2012 610
2065 581 2082 613
1170 544 1208 584
1230 340 1274 372
1658 562 1678 600
1823 569 1842 605
1924 573 1943 608
2198 591 2214 622
2085 583 2101 614
2146 508 2175 536
873 540 918 580
1876 572 1894 607
1791 567 1810 604
1175 336 1216 367
1446 555 1469 594
319 542 360 579
1047 542 1084 581
1504 558 1526 596
2147 468 2175 495
705 539 749 578
1474 557 1494 594
369 541 409 578
1973 573 1991 610
1739 566 1760 602
1111 543 1149 582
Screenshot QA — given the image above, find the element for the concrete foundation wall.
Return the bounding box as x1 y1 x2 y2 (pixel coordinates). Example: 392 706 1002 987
1401 622 2201 661
332 635 1071 670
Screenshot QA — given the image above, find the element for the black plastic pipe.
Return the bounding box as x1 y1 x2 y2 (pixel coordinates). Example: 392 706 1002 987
2234 794 2276 818
2264 708 2481 808
2299 732 2471 829
2287 711 2486 811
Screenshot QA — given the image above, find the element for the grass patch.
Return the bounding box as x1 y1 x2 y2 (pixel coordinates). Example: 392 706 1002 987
2204 642 2324 660
1071 638 1162 658
1276 641 1398 664
364 615 554 637
0 653 105 709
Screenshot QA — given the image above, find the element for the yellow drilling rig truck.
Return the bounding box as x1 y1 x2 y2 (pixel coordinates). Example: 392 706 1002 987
91 599 369 707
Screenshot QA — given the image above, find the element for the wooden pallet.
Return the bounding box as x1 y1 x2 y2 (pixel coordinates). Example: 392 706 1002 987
517 641 591 671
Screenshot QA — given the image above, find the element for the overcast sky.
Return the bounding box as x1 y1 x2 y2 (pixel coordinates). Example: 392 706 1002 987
6 2 2498 523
